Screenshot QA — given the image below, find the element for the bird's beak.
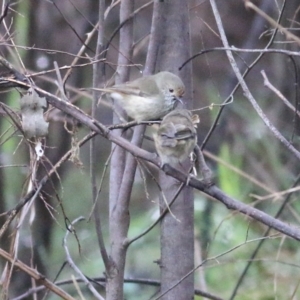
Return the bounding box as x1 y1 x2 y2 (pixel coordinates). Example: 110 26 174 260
176 97 183 105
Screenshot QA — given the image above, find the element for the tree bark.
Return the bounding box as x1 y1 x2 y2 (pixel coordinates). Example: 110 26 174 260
106 0 134 299
158 1 194 299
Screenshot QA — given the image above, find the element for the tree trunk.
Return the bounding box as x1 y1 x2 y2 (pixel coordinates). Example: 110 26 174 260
106 0 134 299
158 1 194 299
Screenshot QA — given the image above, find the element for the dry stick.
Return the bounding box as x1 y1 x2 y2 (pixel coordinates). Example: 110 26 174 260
107 1 162 296
50 1 94 53
54 61 68 101
0 1 10 25
5 78 300 241
1 43 93 58
104 0 152 64
290 275 300 300
124 0 184 244
0 132 96 240
273 236 286 296
113 0 136 208
105 1 136 299
107 120 160 130
180 47 300 71
209 0 300 297
1 10 26 73
0 54 29 88
245 0 300 46
88 149 114 221
0 187 37 239
90 0 111 276
209 0 300 161
0 109 38 296
180 48 299 140
63 217 104 300
0 102 24 142
28 59 105 78
0 248 75 300
181 1 287 151
244 0 300 139
261 69 300 117
251 186 300 202
0 164 27 169
13 277 224 300
144 0 163 75
62 20 100 84
46 20 101 118
0 126 19 147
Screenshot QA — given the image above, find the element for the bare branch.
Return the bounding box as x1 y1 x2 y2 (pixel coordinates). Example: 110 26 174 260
245 0 300 46
12 276 224 300
63 217 104 300
3 77 300 241
0 248 75 300
261 69 300 117
209 0 300 161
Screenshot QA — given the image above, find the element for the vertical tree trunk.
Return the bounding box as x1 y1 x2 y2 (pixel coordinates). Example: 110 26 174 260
158 1 194 299
106 1 134 299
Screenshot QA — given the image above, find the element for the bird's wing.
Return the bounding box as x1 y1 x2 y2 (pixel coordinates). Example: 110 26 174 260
174 124 195 140
99 85 141 96
136 76 160 97
159 123 178 147
160 138 177 148
91 75 160 97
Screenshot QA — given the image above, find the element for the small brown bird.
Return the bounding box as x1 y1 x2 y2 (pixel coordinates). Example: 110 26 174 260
94 71 185 122
153 109 198 167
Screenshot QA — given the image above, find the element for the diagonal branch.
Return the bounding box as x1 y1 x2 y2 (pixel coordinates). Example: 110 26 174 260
4 78 300 242
0 248 75 300
209 0 300 161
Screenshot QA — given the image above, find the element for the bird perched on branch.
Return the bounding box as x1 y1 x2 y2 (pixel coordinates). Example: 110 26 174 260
93 71 185 122
153 109 198 167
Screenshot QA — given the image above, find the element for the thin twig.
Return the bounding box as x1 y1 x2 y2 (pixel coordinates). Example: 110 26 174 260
50 1 94 53
91 0 111 276
63 217 104 300
12 276 223 300
180 47 300 71
0 1 11 25
0 247 75 300
189 0 286 150
0 132 96 240
245 0 300 46
203 150 275 194
28 59 105 78
261 69 300 117
104 0 153 68
209 0 300 162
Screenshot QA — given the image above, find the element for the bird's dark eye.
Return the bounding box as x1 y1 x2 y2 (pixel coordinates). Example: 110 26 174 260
169 88 174 93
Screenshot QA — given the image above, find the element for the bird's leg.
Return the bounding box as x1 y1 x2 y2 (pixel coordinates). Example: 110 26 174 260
194 145 213 186
190 152 197 176
176 158 195 186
